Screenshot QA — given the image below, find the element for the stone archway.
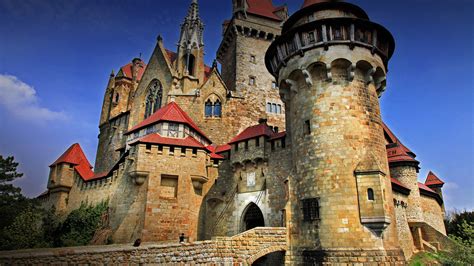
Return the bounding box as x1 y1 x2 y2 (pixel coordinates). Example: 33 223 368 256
242 203 265 232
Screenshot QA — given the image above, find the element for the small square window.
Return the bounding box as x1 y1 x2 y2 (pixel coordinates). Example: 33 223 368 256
192 148 197 155
146 144 152 150
250 55 256 63
249 76 256 86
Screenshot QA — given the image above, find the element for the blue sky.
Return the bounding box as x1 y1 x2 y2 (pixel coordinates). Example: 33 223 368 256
0 0 472 211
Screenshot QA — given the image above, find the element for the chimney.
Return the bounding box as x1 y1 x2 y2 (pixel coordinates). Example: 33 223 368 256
258 118 268 124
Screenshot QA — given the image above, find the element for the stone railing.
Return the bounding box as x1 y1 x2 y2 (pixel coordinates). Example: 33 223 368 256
265 17 395 78
0 227 287 265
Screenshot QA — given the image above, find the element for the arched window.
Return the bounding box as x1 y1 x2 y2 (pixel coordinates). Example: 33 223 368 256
204 96 223 118
114 93 120 103
214 100 221 117
205 100 213 117
186 54 195 76
367 188 374 201
144 80 163 118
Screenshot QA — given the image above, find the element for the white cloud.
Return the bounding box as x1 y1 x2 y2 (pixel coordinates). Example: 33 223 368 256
0 74 67 122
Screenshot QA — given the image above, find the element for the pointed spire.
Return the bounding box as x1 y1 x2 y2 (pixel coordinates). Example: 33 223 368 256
425 171 445 187
179 0 204 50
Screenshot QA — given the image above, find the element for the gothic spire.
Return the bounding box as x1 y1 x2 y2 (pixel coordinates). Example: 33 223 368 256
179 0 204 50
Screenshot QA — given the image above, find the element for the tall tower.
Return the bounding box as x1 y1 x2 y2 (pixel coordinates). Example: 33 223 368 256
176 0 205 83
217 0 288 133
266 0 404 263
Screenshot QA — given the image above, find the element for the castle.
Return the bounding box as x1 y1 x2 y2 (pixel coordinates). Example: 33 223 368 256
39 0 449 263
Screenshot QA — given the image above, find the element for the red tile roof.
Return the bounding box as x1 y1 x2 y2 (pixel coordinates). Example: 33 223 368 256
229 122 276 144
246 0 284 21
269 131 286 140
117 59 146 81
50 143 95 181
383 123 418 165
425 171 445 187
165 49 177 64
302 0 332 8
215 144 231 153
126 102 211 142
135 134 205 148
391 177 410 190
418 182 437 194
206 145 225 159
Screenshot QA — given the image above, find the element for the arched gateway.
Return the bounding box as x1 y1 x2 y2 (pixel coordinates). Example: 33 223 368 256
242 203 265 232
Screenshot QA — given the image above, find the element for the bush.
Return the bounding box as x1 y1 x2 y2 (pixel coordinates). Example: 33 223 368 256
57 201 109 247
436 218 474 265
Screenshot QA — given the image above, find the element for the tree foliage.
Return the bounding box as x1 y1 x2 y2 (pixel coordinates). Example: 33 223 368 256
0 155 29 230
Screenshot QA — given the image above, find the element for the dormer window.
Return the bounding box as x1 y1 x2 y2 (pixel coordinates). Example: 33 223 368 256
168 123 179 138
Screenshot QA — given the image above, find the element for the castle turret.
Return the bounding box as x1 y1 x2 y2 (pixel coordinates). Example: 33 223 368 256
266 0 403 263
424 171 445 211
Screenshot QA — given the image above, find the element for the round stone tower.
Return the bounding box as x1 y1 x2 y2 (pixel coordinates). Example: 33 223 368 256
265 0 405 264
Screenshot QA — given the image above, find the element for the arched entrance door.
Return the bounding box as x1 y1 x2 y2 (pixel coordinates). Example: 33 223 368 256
242 203 264 231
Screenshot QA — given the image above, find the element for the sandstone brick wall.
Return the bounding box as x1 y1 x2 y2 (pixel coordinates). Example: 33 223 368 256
393 191 416 259
420 195 446 235
390 165 423 222
0 227 287 265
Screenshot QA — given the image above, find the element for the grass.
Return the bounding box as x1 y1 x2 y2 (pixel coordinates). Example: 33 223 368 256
409 252 440 266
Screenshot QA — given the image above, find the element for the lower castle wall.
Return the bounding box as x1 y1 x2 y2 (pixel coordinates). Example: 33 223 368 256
420 195 446 235
393 192 416 259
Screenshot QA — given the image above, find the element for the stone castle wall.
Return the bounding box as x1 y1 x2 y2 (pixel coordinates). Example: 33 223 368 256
0 227 287 265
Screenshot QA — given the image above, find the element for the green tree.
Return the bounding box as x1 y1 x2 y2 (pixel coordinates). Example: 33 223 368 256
0 155 30 230
436 219 474 265
0 206 50 250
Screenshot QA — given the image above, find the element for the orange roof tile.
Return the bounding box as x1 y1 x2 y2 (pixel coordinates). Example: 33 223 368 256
246 0 284 21
269 131 286 140
165 49 177 64
50 143 94 180
229 122 275 144
126 102 211 142
206 145 225 159
117 59 146 81
425 171 445 187
418 182 436 194
215 144 231 153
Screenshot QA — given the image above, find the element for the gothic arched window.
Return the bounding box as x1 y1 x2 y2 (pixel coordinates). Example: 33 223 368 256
144 80 163 119
214 100 221 117
367 188 375 201
205 100 213 117
204 96 222 118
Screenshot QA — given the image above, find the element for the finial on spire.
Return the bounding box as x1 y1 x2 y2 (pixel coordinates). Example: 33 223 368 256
110 70 115 77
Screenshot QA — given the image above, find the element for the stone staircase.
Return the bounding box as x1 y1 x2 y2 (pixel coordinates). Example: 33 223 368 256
409 221 454 253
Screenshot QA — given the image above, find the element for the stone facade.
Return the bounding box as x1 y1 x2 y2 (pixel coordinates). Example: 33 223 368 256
36 0 449 264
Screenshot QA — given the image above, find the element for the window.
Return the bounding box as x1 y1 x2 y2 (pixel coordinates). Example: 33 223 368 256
181 147 186 155
186 54 196 76
256 137 260 147
272 81 277 89
308 31 315 43
266 102 283 114
245 141 249 150
168 123 179 138
234 143 239 152
302 198 320 221
271 140 275 151
158 145 163 152
249 76 256 86
205 100 213 117
205 98 222 118
169 146 175 154
281 137 286 148
192 148 197 155
144 80 163 118
368 188 374 201
214 100 222 117
250 55 256 63
304 120 311 135
114 93 120 103
146 144 152 151
333 25 343 40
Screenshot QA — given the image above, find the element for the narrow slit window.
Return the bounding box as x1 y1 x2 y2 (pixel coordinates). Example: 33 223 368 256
368 188 375 201
304 120 311 135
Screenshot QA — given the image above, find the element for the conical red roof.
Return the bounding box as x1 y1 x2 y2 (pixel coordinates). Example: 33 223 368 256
50 143 94 180
425 171 445 187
